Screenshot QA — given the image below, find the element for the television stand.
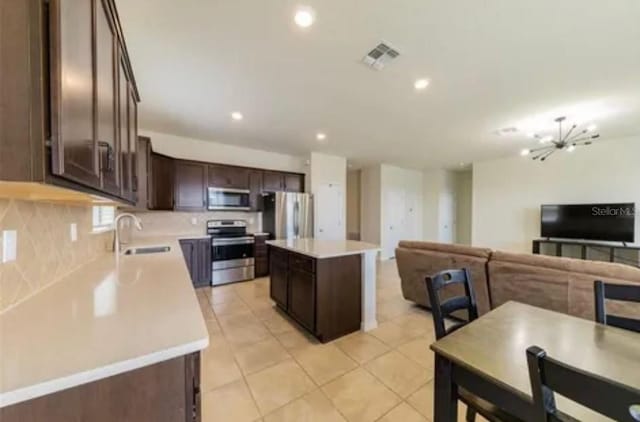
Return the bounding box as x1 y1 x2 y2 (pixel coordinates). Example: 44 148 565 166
532 239 640 267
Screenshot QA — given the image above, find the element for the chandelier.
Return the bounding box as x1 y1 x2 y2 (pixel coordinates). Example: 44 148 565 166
521 116 601 161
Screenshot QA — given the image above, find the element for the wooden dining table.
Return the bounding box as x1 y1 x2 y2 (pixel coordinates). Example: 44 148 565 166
430 301 640 422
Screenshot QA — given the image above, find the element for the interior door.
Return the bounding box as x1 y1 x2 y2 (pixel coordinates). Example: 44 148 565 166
439 191 455 243
50 0 100 188
314 183 344 240
95 0 120 195
384 190 406 259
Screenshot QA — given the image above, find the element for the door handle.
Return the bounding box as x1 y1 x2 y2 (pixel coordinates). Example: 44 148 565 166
294 201 300 237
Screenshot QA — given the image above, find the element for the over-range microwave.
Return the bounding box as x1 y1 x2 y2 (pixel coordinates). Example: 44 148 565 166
208 187 251 211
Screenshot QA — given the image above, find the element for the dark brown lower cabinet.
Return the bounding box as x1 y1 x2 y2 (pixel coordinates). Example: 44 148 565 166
180 238 211 288
269 246 362 342
254 234 269 277
289 267 315 332
269 249 289 309
0 352 201 422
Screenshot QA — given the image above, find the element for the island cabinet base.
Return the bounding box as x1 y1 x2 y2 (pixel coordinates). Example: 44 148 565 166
270 246 362 342
1 352 201 422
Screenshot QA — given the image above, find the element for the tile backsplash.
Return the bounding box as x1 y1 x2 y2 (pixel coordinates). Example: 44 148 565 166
125 210 262 241
0 199 113 312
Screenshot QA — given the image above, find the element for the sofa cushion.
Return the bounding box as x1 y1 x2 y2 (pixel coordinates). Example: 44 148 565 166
490 250 571 272
488 259 569 314
396 246 492 316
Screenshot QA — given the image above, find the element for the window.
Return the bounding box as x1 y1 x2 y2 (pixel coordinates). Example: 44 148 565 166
92 205 116 232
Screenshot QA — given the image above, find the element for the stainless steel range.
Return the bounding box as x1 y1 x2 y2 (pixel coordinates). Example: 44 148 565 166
207 220 255 286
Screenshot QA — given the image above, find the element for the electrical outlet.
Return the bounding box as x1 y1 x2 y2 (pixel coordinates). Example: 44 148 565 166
2 230 17 263
70 223 78 242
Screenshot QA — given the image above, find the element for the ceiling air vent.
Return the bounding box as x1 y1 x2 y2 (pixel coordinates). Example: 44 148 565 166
362 42 400 70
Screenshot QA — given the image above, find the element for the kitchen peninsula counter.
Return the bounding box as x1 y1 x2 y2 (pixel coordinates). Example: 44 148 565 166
0 236 209 419
267 238 380 341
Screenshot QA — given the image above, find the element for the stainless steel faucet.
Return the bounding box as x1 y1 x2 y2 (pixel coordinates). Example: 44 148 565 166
113 213 143 254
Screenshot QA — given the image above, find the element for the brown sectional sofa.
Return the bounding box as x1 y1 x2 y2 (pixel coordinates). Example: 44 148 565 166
396 241 640 322
395 241 492 316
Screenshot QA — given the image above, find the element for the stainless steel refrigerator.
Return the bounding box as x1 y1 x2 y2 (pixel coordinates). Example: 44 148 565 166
262 192 313 239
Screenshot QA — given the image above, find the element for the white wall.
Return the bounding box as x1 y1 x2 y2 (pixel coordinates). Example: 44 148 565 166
360 165 381 247
422 169 456 243
454 170 473 245
143 130 307 174
379 164 423 259
309 152 347 239
472 135 640 252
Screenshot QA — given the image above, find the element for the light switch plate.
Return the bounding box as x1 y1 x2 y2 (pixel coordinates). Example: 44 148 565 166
2 230 17 263
70 223 78 242
191 217 198 225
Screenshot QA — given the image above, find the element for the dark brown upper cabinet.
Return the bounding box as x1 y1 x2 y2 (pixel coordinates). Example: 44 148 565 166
248 170 263 211
117 56 131 199
128 87 138 200
96 0 120 196
135 136 151 209
208 164 249 189
174 161 208 211
49 0 101 189
1 0 140 204
284 173 304 192
262 171 284 192
149 153 174 210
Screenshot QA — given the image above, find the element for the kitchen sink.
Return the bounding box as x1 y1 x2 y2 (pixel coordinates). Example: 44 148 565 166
123 246 171 255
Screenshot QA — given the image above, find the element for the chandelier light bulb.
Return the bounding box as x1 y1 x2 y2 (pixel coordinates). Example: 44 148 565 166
521 149 531 156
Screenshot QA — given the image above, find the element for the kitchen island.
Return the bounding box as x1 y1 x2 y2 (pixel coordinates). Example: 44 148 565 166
0 237 209 421
266 238 380 342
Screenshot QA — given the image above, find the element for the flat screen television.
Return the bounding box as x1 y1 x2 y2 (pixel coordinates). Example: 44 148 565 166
541 203 636 243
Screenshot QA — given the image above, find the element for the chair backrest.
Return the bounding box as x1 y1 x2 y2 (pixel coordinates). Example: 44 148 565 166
425 268 479 340
526 346 640 422
594 280 640 333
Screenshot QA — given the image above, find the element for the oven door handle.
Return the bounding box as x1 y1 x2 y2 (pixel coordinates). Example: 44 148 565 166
212 237 255 246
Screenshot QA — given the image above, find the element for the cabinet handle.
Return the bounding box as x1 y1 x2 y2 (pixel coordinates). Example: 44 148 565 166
97 141 115 172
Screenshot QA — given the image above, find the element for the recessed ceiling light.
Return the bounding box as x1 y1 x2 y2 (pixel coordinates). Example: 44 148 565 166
294 7 315 28
316 133 327 141
414 79 430 90
231 112 243 121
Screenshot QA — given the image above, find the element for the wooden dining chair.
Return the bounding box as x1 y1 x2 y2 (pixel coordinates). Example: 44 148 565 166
526 345 640 422
594 280 640 333
426 269 522 422
425 268 479 340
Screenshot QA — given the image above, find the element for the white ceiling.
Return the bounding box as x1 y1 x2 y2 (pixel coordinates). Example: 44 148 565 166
116 0 640 169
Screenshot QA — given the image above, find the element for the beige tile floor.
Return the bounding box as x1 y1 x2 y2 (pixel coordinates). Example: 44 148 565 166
196 260 477 422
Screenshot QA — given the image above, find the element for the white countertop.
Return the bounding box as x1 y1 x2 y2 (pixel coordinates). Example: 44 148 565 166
266 238 380 259
0 236 209 408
